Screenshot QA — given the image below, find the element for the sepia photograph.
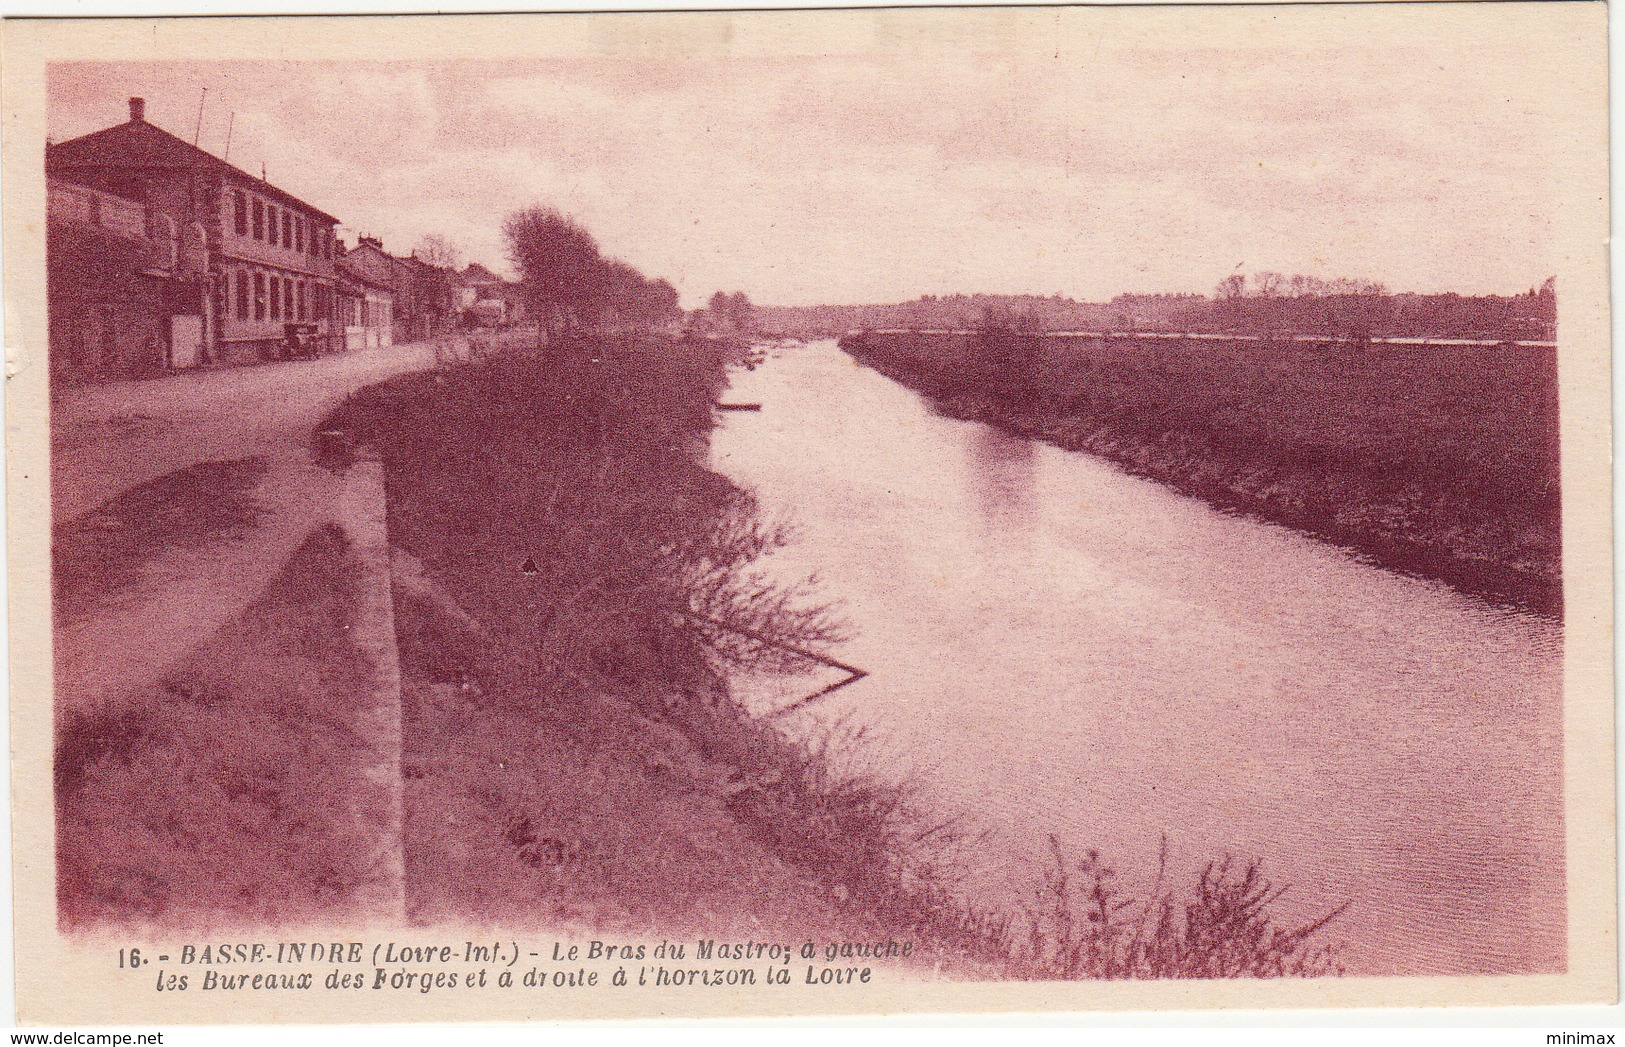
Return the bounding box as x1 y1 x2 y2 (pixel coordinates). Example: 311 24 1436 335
2 2 1614 1026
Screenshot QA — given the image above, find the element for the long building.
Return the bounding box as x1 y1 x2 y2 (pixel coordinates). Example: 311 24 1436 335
47 96 342 371
340 235 456 344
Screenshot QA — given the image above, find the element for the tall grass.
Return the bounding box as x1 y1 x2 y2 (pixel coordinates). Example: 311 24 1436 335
1015 837 1345 978
715 716 1001 943
718 713 1348 978
330 334 842 718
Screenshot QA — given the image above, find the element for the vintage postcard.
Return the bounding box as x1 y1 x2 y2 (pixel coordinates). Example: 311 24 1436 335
2 3 1613 1026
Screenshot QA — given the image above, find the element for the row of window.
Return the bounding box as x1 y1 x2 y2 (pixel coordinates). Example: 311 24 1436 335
231 189 333 258
218 268 332 325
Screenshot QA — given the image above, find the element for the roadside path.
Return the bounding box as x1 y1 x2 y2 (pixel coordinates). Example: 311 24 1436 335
53 343 435 523
52 344 436 713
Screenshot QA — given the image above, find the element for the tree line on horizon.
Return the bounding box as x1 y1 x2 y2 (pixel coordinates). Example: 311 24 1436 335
751 275 1557 344
1198 272 1555 342
486 207 1557 346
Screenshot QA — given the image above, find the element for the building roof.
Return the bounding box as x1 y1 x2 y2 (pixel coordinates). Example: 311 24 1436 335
47 114 341 225
340 241 401 286
460 262 502 285
336 254 396 293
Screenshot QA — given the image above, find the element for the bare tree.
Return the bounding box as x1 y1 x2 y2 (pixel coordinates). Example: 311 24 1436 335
409 235 466 338
1214 274 1247 300
1251 271 1286 298
412 234 464 272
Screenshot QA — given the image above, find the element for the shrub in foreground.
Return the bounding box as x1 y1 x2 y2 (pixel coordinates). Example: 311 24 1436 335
1016 837 1346 978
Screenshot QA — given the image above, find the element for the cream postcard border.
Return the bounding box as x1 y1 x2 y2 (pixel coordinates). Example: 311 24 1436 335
2 4 1613 1025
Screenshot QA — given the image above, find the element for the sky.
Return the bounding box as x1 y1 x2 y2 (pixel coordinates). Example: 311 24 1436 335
45 11 1576 308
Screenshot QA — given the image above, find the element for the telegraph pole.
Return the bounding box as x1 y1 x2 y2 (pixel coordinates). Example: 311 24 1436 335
193 86 208 146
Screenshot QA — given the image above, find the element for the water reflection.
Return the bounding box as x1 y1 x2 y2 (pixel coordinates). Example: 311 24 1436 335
966 424 1037 539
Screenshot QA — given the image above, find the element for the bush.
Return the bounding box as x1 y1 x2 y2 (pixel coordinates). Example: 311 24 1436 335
1018 836 1346 978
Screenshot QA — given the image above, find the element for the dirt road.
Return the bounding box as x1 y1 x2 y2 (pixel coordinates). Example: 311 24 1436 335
53 343 437 523
51 344 436 714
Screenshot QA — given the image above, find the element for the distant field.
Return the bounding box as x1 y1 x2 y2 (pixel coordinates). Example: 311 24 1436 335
841 332 1561 615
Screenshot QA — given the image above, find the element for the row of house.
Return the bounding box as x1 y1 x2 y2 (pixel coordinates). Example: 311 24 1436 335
46 97 521 384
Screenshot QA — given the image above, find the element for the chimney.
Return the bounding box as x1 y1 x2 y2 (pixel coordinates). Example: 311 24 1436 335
129 97 146 123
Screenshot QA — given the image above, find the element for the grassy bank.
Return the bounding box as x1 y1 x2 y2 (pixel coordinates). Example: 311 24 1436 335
841 331 1561 615
58 524 398 928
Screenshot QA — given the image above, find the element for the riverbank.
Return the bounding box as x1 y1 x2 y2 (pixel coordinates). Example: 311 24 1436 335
326 335 1004 966
330 334 1347 977
840 331 1561 615
50 330 1356 975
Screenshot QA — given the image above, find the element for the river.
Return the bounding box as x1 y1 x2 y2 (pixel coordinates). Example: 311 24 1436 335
708 338 1564 977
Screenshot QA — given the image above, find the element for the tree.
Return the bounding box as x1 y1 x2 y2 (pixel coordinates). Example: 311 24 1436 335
412 234 464 272
503 206 605 348
702 291 756 333
646 279 683 327
726 291 755 332
409 235 465 336
1251 271 1286 298
1213 274 1247 331
600 259 650 329
503 205 687 348
625 277 682 330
